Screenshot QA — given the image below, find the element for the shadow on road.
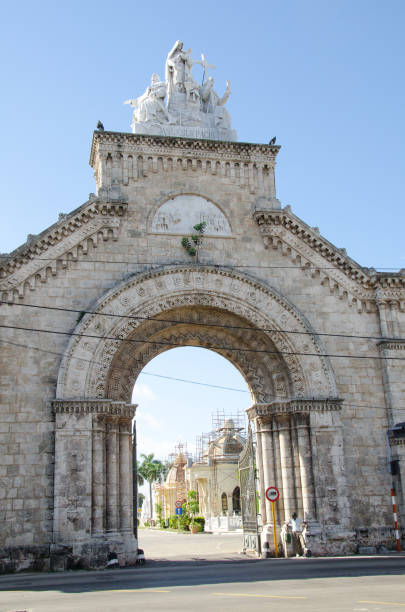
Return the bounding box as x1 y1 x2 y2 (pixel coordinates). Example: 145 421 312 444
1 556 405 594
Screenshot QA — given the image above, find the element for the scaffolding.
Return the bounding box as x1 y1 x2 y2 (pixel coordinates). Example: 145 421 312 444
194 409 247 463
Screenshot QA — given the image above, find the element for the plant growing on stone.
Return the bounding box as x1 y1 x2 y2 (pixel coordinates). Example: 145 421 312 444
181 221 206 261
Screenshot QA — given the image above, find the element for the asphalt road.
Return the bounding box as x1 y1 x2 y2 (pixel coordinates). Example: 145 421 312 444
1 555 405 612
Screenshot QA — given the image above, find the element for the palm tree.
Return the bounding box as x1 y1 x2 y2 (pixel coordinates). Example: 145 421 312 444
136 460 145 486
139 453 164 519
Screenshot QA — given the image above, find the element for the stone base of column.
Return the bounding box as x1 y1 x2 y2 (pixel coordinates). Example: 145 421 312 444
49 533 138 571
261 520 360 557
261 523 290 557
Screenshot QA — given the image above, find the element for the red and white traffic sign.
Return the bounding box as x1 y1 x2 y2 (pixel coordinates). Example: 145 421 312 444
265 486 280 502
175 500 182 508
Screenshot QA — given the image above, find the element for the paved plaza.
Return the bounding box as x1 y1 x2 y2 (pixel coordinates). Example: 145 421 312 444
137 528 244 562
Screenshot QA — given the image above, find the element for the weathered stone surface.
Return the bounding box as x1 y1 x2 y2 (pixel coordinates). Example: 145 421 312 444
0 123 404 568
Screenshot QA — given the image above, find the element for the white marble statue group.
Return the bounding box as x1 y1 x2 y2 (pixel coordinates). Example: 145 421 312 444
124 41 237 141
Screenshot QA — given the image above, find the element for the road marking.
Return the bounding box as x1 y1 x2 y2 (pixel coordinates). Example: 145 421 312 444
359 601 405 607
97 589 171 594
212 592 307 600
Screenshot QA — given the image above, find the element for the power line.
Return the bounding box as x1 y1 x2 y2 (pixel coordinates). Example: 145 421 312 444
0 255 402 272
0 338 394 411
1 323 405 361
0 339 250 393
1 300 404 344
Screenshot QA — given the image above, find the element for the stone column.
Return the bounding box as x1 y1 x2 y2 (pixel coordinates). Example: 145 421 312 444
291 417 303 517
278 415 296 520
377 300 389 337
268 163 276 199
122 155 129 186
257 164 264 196
97 152 108 193
296 414 316 521
119 419 132 533
254 421 267 524
92 416 106 534
106 418 119 533
390 302 400 338
273 418 284 523
261 422 276 524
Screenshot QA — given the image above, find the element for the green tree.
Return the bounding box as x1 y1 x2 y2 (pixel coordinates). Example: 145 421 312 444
185 490 199 525
155 502 162 520
136 460 145 486
139 453 164 519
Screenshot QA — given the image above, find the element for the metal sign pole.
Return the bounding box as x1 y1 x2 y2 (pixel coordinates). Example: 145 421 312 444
265 486 280 558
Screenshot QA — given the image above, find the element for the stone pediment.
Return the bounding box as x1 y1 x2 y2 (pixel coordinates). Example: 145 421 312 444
253 205 405 312
0 196 127 300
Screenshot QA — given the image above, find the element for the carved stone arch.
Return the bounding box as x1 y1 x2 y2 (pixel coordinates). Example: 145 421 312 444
104 314 290 402
56 265 338 401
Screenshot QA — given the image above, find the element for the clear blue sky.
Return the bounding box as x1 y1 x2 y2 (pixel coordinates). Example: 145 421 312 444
2 1 404 462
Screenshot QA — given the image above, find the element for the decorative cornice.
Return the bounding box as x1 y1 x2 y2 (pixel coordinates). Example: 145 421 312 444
253 206 405 309
0 198 127 299
389 438 405 447
51 398 136 418
247 398 343 419
378 339 405 351
90 130 281 167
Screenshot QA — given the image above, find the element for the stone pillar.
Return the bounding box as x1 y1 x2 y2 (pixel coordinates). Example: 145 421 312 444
296 414 316 521
254 421 267 524
377 300 389 337
390 302 400 337
92 416 106 534
268 163 276 199
261 422 276 524
98 153 107 192
106 419 119 533
257 164 264 195
278 416 295 520
273 418 284 523
291 417 303 517
119 419 132 533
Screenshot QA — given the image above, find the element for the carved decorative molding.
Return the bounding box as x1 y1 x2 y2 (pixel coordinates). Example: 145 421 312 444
378 339 405 351
51 398 136 418
90 131 280 165
247 398 343 419
0 199 127 300
253 207 405 311
389 438 405 447
90 131 280 199
56 265 338 401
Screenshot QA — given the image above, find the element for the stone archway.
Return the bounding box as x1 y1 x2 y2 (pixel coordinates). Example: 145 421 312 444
52 265 341 564
57 265 337 400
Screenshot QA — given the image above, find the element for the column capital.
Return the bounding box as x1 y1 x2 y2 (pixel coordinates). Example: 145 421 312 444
247 398 343 419
51 398 137 419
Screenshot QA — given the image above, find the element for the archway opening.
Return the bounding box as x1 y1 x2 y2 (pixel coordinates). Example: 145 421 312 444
132 345 252 462
132 346 252 534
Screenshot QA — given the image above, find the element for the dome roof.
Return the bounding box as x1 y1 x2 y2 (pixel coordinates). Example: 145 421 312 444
206 421 245 462
165 452 186 484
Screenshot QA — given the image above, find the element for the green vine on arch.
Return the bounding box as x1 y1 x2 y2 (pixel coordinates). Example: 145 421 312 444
181 221 206 260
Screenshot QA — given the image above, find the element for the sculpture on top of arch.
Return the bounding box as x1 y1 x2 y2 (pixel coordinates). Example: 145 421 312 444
124 40 236 141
